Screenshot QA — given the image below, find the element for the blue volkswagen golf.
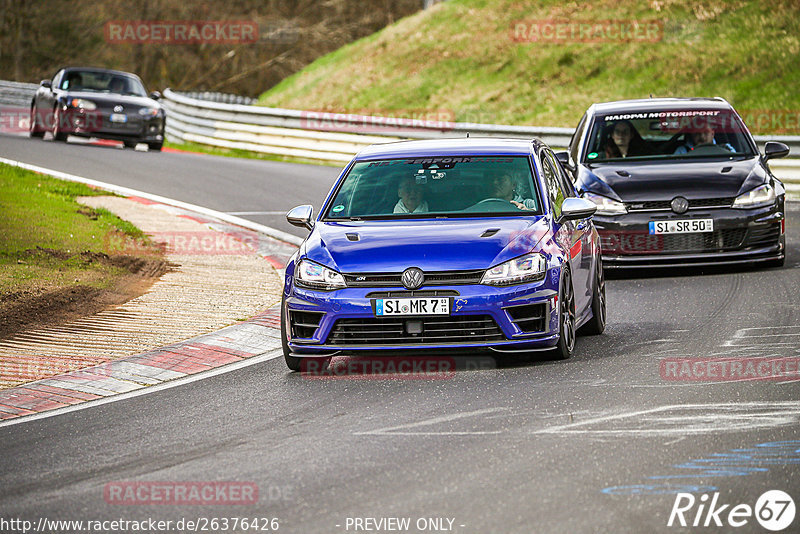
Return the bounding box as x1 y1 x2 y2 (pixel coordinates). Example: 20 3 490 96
281 138 605 371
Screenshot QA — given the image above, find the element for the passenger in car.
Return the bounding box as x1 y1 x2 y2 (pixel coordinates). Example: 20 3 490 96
602 120 649 158
394 176 429 213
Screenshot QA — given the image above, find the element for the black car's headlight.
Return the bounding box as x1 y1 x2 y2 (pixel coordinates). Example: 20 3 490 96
138 107 160 118
582 192 627 215
68 98 96 111
481 253 547 286
295 259 346 290
732 183 776 209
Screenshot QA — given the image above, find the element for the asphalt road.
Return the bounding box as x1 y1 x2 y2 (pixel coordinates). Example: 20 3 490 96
2 134 800 533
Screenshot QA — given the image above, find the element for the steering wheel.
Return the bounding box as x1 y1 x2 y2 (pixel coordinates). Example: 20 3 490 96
463 198 517 213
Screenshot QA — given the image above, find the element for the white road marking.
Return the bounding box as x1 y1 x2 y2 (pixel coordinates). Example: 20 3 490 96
355 408 509 436
0 349 283 429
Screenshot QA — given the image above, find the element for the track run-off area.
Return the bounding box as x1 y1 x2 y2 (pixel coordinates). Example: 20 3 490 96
1 133 799 533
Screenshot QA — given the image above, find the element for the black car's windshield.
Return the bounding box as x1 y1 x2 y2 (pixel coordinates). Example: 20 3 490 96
60 70 148 97
584 108 756 163
324 156 542 219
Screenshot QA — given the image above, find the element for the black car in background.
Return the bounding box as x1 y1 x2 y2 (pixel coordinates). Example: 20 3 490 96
559 97 789 268
29 67 165 151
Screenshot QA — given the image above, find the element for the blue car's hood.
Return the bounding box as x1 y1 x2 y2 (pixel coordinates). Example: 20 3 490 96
303 217 551 273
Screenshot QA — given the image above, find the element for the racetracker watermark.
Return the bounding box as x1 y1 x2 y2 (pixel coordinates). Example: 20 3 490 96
739 109 800 135
104 482 260 505
299 110 455 134
105 230 260 256
105 20 258 44
3 106 103 135
660 357 800 382
300 356 496 379
511 19 664 43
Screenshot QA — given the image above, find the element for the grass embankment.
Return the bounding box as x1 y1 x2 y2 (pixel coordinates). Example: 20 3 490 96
0 163 166 337
163 140 338 167
258 0 800 134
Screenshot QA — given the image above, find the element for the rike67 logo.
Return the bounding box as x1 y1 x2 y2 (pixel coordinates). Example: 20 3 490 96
668 490 795 531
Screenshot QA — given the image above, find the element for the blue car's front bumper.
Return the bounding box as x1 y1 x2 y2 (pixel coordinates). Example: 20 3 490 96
284 272 561 356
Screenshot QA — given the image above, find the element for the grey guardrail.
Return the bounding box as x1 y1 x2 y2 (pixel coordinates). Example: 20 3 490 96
1 80 797 188
0 80 38 107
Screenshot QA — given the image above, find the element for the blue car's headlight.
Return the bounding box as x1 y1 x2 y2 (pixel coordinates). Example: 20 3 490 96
295 259 346 290
582 192 627 216
481 253 547 286
732 183 776 209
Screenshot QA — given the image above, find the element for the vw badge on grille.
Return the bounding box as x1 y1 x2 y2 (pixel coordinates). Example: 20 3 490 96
114 105 124 113
671 196 689 214
401 267 424 290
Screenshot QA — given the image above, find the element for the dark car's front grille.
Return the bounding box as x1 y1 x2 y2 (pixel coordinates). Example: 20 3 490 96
744 223 781 248
344 270 484 288
604 228 747 255
625 197 735 212
326 315 504 345
289 310 325 339
504 303 547 334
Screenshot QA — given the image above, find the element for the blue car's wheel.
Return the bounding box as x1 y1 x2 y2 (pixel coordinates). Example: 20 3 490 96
553 267 576 360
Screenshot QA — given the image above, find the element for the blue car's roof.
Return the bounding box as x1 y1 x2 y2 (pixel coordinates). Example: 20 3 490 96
354 137 538 160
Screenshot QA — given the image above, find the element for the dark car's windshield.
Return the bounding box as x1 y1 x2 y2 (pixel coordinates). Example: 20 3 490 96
323 156 542 220
60 70 148 97
584 108 756 163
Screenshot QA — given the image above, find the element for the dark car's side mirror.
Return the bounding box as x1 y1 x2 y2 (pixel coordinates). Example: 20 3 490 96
149 91 161 100
763 141 790 161
287 205 314 231
40 80 51 89
557 197 596 223
554 151 576 174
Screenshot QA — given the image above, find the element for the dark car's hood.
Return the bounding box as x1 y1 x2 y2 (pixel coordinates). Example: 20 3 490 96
582 157 765 201
62 91 160 109
303 217 551 273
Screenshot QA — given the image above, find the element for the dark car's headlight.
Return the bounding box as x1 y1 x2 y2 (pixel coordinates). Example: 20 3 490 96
295 259 346 290
481 253 547 286
582 192 627 216
138 107 160 118
68 98 96 111
733 183 776 209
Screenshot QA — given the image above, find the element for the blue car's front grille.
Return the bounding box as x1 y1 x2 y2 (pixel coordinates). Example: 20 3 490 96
343 270 484 288
326 315 505 345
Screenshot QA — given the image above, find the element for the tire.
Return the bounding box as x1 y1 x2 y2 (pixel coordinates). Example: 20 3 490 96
552 266 576 360
578 257 606 336
29 105 44 138
123 141 138 149
148 142 163 152
281 294 330 372
51 107 67 142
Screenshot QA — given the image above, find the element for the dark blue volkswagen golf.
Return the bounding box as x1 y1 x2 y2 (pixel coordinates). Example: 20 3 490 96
281 138 605 371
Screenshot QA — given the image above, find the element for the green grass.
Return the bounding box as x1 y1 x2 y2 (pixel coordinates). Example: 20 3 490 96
258 0 800 134
164 140 340 167
0 163 159 295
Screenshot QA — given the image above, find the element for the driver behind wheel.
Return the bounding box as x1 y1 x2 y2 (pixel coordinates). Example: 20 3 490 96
674 121 735 154
492 173 537 211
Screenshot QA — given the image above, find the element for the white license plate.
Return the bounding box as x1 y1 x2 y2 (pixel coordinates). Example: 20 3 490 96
110 113 127 123
649 219 714 235
375 297 450 316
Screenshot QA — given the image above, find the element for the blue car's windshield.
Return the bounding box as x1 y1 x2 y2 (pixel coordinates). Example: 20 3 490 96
584 108 757 163
324 156 542 219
